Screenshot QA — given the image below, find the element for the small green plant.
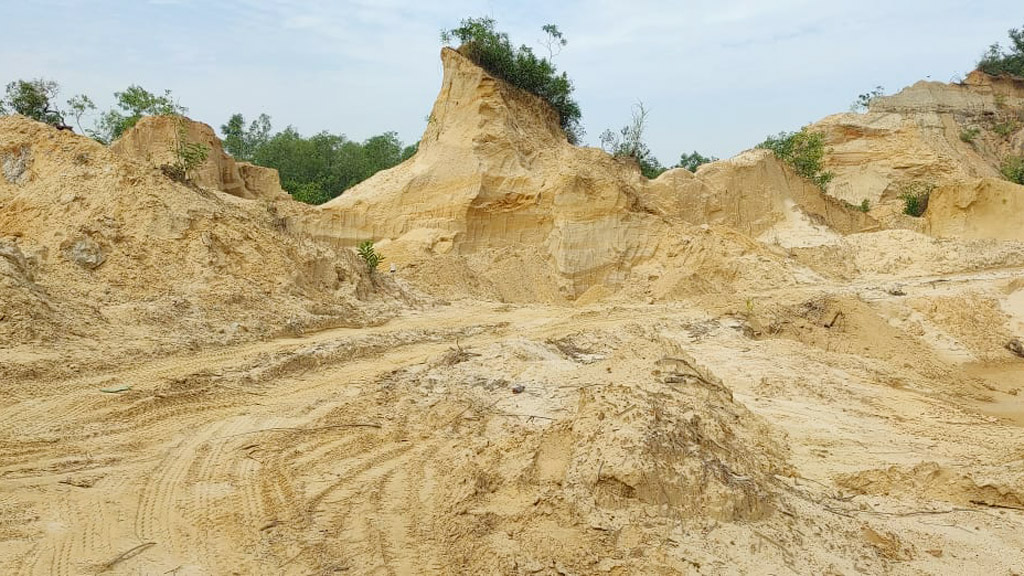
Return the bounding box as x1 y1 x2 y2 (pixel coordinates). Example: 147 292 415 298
898 182 935 217
756 129 834 190
166 116 210 183
357 240 384 273
993 118 1020 137
859 199 871 213
1001 155 1024 184
959 127 981 143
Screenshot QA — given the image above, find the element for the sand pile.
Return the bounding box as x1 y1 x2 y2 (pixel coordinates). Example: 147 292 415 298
111 115 289 201
0 115 400 368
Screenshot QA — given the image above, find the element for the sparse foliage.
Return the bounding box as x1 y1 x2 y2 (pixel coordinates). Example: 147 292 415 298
357 240 384 273
66 94 97 135
859 199 871 213
897 182 935 217
677 151 717 172
97 85 186 143
540 24 567 59
977 25 1024 78
166 116 210 183
756 129 834 190
600 101 665 179
1001 155 1024 185
851 86 884 112
959 127 981 143
441 17 584 144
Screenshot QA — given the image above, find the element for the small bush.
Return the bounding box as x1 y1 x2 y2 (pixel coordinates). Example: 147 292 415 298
993 119 1020 137
166 116 209 183
898 182 934 217
441 17 583 144
1002 155 1024 184
677 150 718 172
959 127 981 143
756 129 834 190
599 101 664 179
859 199 871 213
357 240 384 273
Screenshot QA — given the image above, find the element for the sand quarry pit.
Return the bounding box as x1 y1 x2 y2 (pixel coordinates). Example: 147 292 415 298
3 52 1024 575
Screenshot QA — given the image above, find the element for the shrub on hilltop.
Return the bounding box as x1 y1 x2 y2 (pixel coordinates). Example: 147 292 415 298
977 24 1024 78
441 17 584 144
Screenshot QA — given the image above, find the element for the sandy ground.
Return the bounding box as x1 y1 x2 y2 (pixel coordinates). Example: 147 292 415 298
3 260 1022 575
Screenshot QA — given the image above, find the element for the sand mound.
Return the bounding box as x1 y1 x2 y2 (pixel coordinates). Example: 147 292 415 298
0 115 399 363
111 115 288 201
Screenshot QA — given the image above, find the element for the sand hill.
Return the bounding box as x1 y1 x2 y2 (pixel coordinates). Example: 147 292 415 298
2 48 1024 576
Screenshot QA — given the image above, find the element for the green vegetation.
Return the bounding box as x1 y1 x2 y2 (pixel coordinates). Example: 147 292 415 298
165 116 210 183
96 85 187 143
357 240 384 273
2 79 66 125
600 101 665 179
1002 155 1024 185
441 17 583 144
851 85 884 112
859 199 871 213
223 116 417 204
993 119 1020 137
897 182 935 217
959 127 981 143
677 151 717 172
756 129 834 190
977 25 1024 78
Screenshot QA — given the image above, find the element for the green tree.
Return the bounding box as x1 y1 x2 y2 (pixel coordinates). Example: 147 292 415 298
977 25 1024 78
441 18 583 144
2 79 65 125
66 94 97 135
677 150 717 172
756 129 834 190
850 85 884 112
97 85 186 143
220 112 272 161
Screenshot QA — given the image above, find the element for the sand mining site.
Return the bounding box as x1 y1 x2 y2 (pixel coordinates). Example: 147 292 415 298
2 45 1024 576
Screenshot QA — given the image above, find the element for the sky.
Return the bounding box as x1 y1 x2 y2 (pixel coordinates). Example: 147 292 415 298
1 1 1021 162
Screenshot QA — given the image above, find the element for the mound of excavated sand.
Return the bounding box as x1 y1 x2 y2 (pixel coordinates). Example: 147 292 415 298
295 48 872 300
111 115 288 201
0 115 399 365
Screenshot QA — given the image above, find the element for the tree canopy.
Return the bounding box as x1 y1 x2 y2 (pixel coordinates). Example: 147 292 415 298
977 24 1024 78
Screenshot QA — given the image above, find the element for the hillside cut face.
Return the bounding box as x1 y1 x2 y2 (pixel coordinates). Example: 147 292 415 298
305 48 873 298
